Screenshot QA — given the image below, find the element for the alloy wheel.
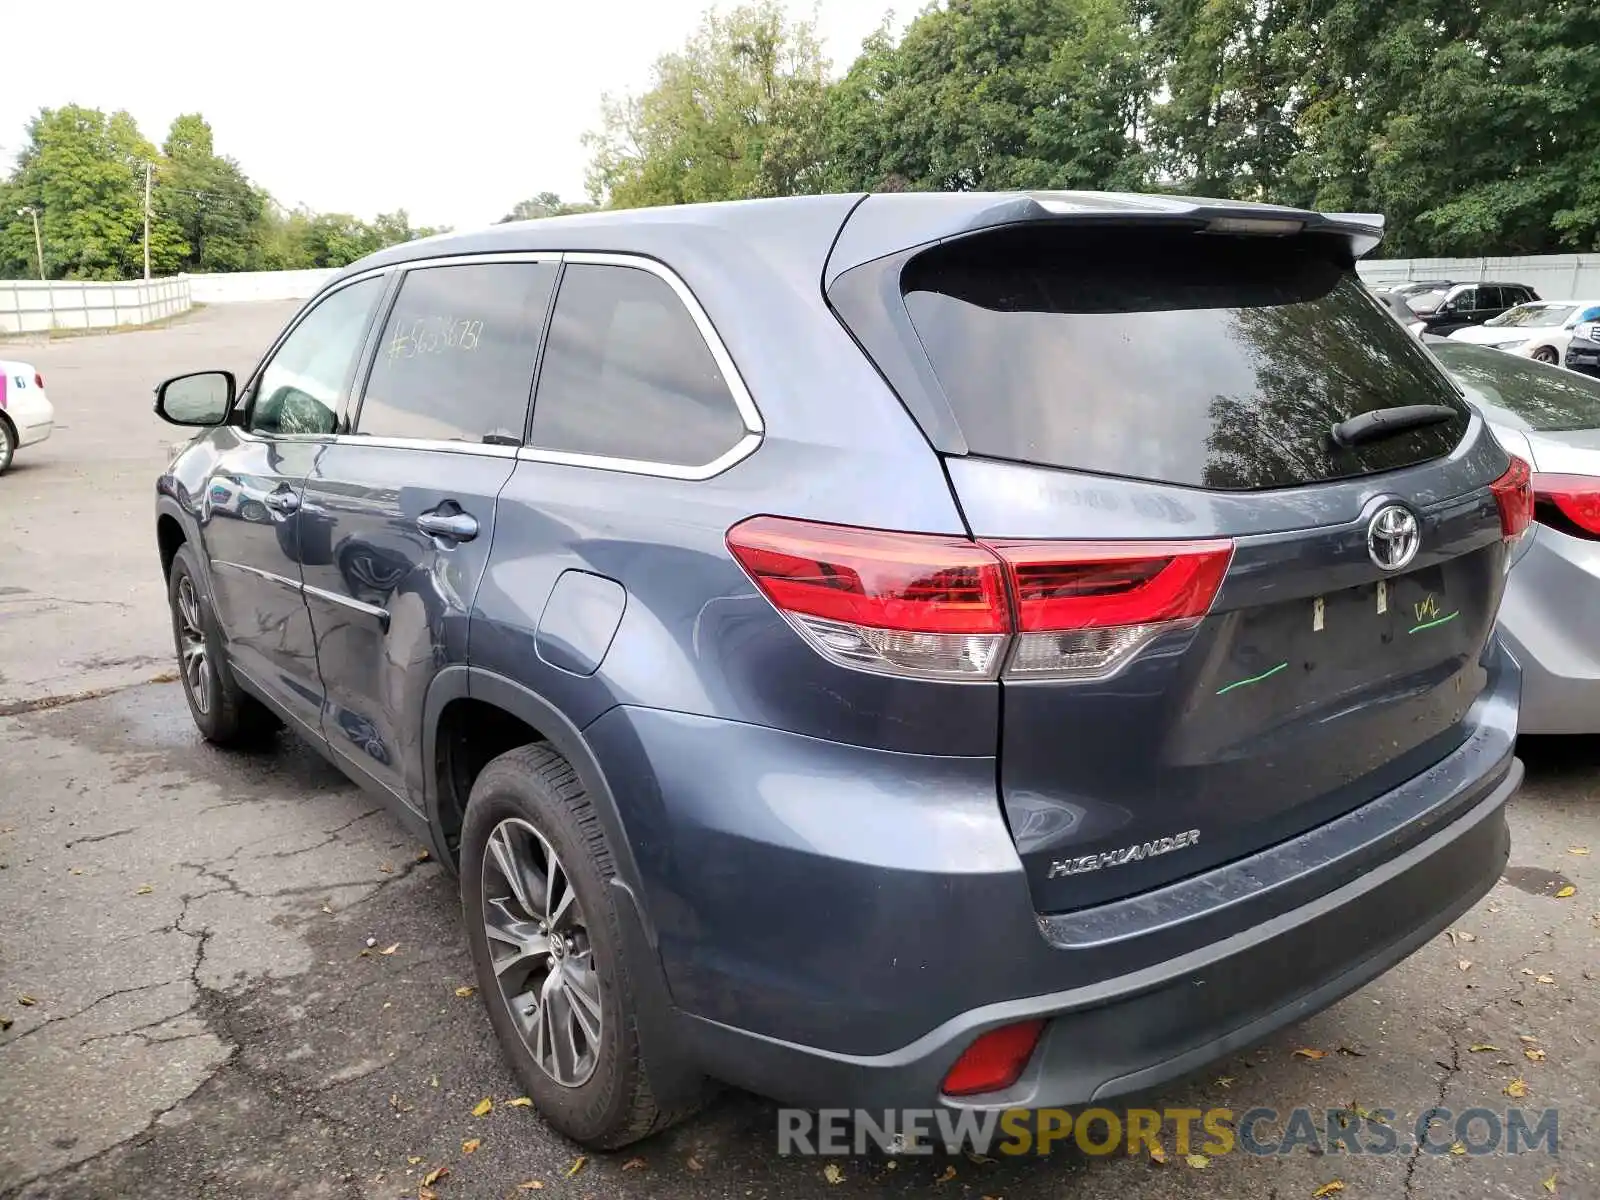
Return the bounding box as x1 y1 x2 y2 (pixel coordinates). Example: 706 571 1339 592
481 817 603 1087
176 575 211 715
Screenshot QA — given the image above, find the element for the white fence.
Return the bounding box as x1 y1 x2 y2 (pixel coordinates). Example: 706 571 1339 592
1357 254 1600 301
0 276 190 335
185 269 335 304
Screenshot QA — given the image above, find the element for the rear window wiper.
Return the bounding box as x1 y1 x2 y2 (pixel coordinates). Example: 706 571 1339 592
1330 404 1458 449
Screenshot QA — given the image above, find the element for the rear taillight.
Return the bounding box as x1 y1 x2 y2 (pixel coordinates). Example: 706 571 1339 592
33 372 44 389
1490 455 1534 540
726 517 1233 681
1531 473 1600 539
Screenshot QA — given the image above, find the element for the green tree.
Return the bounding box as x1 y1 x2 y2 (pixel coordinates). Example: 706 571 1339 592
0 105 183 279
157 113 268 272
824 0 1149 194
585 1 832 207
499 192 598 221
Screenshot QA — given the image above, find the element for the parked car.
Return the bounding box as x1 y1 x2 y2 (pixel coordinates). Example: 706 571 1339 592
1430 341 1600 734
151 192 1528 1148
1446 299 1600 364
1566 319 1600 379
1405 282 1541 336
0 358 54 474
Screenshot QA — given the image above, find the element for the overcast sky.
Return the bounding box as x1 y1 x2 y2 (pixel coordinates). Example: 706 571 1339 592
4 0 898 231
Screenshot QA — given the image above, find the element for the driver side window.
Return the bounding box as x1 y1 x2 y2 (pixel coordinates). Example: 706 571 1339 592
248 277 386 436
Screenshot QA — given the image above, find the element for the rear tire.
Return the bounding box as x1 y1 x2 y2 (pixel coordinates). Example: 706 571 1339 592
0 416 15 476
1532 346 1559 365
461 743 700 1148
167 543 279 746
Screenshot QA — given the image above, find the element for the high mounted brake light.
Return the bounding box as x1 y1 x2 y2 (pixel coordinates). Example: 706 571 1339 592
726 517 1234 681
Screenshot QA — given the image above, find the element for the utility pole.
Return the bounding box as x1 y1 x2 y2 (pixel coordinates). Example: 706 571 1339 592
143 161 153 280
17 206 44 280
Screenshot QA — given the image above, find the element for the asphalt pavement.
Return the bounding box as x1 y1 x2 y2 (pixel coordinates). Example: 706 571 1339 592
1 305 1596 1200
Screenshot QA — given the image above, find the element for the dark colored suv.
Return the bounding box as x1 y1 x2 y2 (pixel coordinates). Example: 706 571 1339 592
152 193 1528 1148
1566 319 1600 379
1406 281 1541 335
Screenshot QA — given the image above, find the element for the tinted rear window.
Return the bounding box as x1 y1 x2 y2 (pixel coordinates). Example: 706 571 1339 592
901 226 1471 490
1431 342 1600 432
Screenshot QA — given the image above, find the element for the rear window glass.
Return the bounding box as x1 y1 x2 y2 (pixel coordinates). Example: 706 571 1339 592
901 227 1471 490
1430 342 1600 432
1486 304 1573 328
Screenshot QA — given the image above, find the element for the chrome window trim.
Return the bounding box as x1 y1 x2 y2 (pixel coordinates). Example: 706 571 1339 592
516 251 765 481
326 434 519 459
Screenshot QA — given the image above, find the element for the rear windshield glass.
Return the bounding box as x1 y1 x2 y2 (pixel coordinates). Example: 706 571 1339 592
900 226 1471 490
1430 342 1600 432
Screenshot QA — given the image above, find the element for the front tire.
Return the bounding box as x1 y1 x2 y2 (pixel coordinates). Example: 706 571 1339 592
167 543 279 746
461 744 697 1148
1533 346 1559 365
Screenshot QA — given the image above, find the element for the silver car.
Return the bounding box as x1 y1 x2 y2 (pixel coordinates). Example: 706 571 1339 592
1431 341 1600 734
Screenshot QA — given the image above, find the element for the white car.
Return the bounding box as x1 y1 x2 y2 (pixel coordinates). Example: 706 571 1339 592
0 358 55 474
1446 299 1600 364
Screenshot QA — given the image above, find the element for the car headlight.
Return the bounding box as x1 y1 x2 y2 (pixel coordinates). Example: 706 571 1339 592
1489 339 1530 351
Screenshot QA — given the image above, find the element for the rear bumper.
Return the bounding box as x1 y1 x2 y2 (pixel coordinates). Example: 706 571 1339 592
588 644 1521 1111
1498 525 1600 734
674 753 1516 1112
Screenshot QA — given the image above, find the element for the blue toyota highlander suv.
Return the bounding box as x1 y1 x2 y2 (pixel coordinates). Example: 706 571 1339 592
152 192 1528 1148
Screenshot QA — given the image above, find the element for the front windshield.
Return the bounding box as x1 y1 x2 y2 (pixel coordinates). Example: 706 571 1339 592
1432 342 1600 432
1485 304 1573 329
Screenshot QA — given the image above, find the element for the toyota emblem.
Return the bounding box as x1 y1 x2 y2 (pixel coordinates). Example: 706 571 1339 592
1367 504 1421 572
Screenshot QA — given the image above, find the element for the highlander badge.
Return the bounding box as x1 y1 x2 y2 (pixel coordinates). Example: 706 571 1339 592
1047 829 1201 879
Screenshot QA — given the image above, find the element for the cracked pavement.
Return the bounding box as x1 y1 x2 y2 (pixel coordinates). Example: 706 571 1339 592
2 305 1598 1199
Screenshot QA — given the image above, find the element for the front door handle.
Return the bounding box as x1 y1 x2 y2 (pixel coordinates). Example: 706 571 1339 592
417 510 479 542
263 490 300 514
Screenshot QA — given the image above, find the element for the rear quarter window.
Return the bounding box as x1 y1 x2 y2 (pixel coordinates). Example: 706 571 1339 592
900 226 1471 490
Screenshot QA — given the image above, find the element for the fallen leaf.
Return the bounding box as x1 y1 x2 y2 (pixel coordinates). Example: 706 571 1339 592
70 867 83 876
1293 1048 1328 1060
380 862 394 874
1336 1046 1365 1057
17 995 37 1007
406 1156 423 1165
935 1165 957 1183
461 1137 481 1154
1569 846 1591 856
822 1164 845 1185
379 942 400 956
1521 968 1535 976
1519 1034 1541 1044
1449 1141 1467 1156
1458 959 1473 972
1525 1047 1547 1062
1544 1169 1558 1193
1312 1183 1346 1198
1149 1143 1169 1164
1536 974 1556 985
0 1015 12 1031
1444 929 1457 945
1468 1043 1500 1052
454 986 477 999
1554 886 1576 899
1186 1153 1210 1169
321 904 334 915
565 1156 586 1178
416 848 432 862
517 1183 544 1191
134 885 153 895
420 1166 448 1187
418 1189 437 1200
1214 1075 1234 1088
471 1097 493 1117
429 1075 439 1088
965 1151 994 1165
685 1156 704 1172
1504 1078 1529 1099
357 949 372 958
1487 901 1504 913
622 1158 645 1171
1457 931 1476 943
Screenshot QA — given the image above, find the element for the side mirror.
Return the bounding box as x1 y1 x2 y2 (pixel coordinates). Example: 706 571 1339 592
155 370 235 427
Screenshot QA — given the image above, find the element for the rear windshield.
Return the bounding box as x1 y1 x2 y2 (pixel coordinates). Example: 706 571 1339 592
1430 342 1600 432
900 226 1471 490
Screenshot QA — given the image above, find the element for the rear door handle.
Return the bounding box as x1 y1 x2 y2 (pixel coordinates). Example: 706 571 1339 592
417 511 479 542
263 490 300 514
